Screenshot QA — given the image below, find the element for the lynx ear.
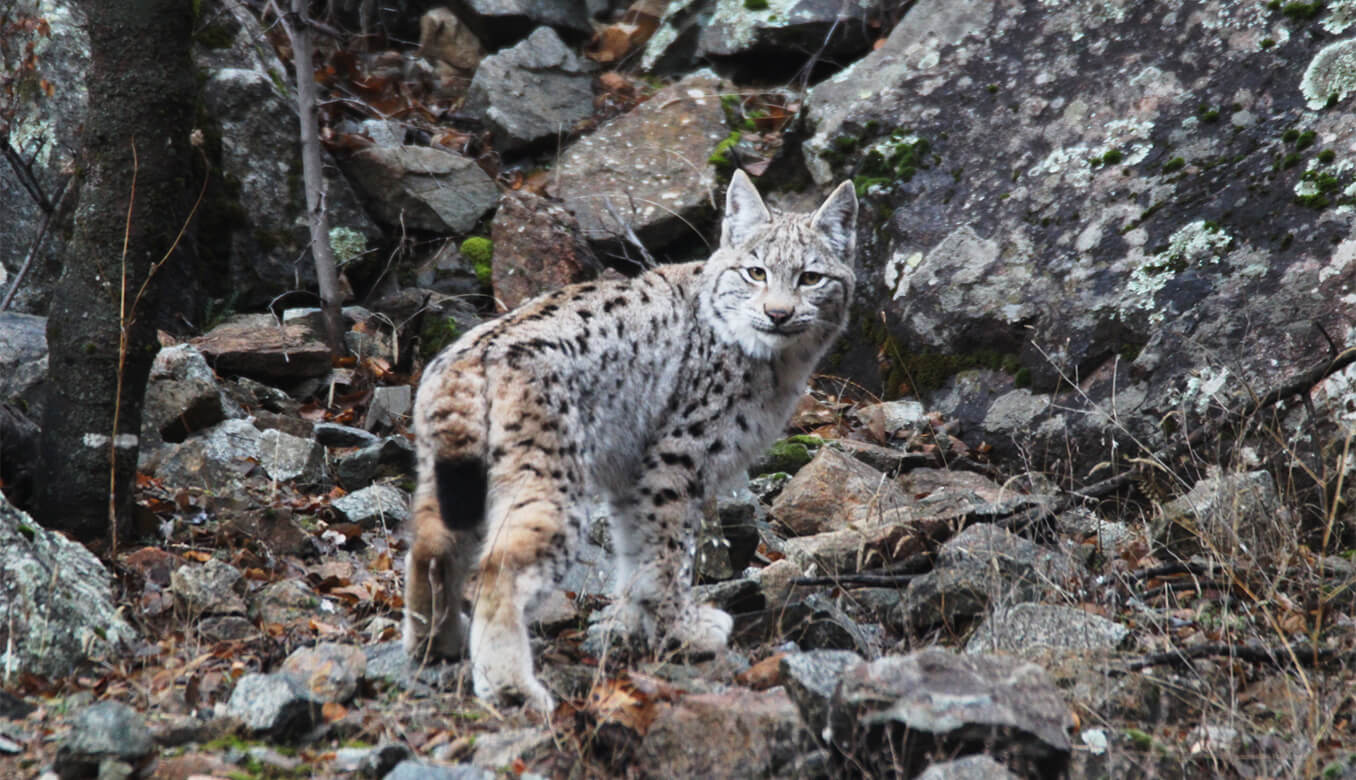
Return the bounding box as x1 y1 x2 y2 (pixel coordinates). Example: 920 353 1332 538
721 169 772 248
810 180 858 258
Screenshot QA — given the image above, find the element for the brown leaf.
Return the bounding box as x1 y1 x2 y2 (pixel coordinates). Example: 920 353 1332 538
736 653 785 690
322 701 348 722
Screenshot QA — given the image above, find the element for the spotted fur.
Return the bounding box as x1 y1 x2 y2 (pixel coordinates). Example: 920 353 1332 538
403 171 857 710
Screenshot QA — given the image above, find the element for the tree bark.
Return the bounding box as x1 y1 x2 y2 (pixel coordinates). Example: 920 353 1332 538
282 0 345 354
36 0 195 544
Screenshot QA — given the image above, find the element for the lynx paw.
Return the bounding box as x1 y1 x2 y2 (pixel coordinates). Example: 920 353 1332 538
583 600 654 656
403 609 469 662
472 650 554 713
666 604 733 654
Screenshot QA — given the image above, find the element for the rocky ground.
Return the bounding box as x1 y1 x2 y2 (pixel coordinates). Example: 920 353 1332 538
3 0 1356 777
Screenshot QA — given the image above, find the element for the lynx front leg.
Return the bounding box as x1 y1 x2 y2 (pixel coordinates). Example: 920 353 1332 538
606 453 732 654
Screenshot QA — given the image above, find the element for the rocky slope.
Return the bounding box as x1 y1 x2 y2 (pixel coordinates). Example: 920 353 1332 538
2 0 1356 777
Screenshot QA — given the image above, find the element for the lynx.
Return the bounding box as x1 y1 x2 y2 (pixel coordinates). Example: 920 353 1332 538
403 171 857 710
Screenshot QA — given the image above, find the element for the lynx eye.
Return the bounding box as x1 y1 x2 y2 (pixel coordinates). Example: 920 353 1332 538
745 267 767 282
799 271 824 286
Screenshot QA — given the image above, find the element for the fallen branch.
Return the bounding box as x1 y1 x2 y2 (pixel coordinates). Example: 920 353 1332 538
0 176 70 312
1123 642 1355 672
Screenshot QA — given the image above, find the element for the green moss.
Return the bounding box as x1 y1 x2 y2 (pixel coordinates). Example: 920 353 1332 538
1261 38 1276 49
709 131 742 168
1283 128 1301 143
1280 151 1302 169
759 437 818 475
1013 367 1031 388
1297 129 1318 149
459 236 493 286
329 226 367 266
1199 108 1221 123
1091 148 1123 167
421 317 462 362
1319 149 1337 164
1162 156 1186 173
852 131 930 196
744 0 768 9
193 21 237 49
1279 1 1324 20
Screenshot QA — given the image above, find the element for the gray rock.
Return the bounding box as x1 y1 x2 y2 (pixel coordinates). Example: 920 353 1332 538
154 418 262 489
281 642 367 704
314 421 379 448
201 64 379 307
770 446 907 536
199 615 260 642
917 754 1021 780
548 73 729 249
965 603 1129 656
170 557 247 616
0 492 137 679
779 649 864 739
333 435 416 488
332 483 411 528
226 672 322 739
464 27 596 154
470 727 554 771
252 578 332 625
365 385 413 431
53 702 154 780
332 742 414 775
141 344 233 446
340 146 499 233
1160 469 1286 557
799 0 1356 481
457 0 591 39
694 578 764 615
634 688 810 777
826 649 1072 778
0 4 87 316
388 761 493 780
901 524 1082 631
850 399 927 437
258 428 327 484
695 0 873 59
0 312 47 406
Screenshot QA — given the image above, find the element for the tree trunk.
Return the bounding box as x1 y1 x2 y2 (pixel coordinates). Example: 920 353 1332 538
283 0 346 354
36 0 196 544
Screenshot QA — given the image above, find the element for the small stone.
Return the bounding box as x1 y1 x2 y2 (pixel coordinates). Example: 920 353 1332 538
780 649 864 738
965 603 1129 656
258 427 327 484
334 435 415 487
53 702 154 780
770 447 907 536
365 385 413 431
199 615 260 642
170 558 247 616
281 642 367 704
226 673 321 738
387 761 492 780
332 483 411 528
314 422 380 448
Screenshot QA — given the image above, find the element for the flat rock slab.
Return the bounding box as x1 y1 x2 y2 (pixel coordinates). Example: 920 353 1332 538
771 446 908 536
192 313 332 382
340 146 499 233
226 673 321 739
827 648 1073 778
548 74 729 249
281 642 367 704
332 483 411 528
965 603 1129 656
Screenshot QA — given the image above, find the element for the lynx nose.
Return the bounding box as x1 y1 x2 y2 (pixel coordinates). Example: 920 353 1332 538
764 304 794 326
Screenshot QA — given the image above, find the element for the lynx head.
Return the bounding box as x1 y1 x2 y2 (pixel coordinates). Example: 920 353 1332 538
704 170 858 360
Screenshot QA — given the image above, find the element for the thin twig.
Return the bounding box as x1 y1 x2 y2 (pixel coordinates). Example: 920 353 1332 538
1123 642 1354 672
0 175 70 311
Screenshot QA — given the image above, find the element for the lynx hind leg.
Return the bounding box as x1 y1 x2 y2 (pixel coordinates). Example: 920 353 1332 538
468 475 581 712
403 470 478 662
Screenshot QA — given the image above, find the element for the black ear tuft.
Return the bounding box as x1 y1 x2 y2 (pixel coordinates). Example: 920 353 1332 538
810 180 858 258
721 169 773 248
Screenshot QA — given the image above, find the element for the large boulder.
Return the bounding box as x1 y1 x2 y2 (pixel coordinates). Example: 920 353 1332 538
340 145 500 233
463 26 596 155
0 491 137 679
548 73 731 253
802 0 1356 483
